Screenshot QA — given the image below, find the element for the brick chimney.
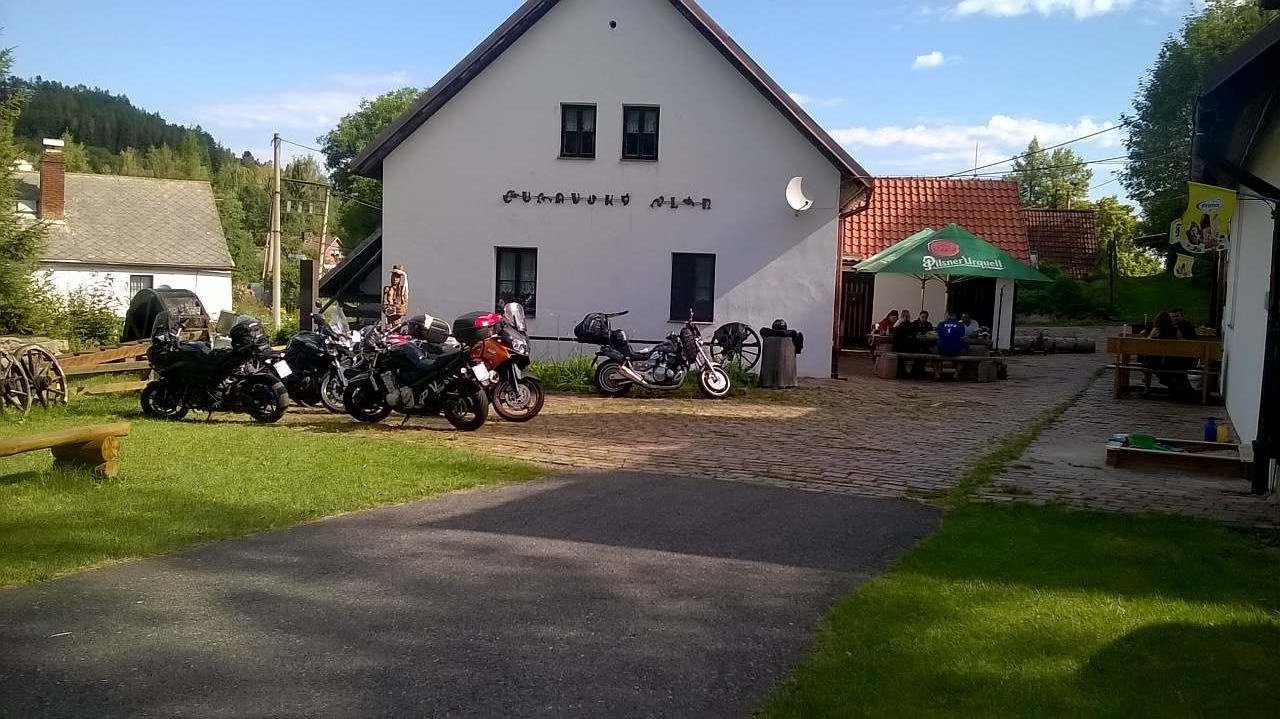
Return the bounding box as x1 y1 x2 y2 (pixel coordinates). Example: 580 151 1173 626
39 138 66 220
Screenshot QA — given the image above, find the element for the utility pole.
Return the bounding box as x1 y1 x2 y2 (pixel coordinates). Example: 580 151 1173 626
319 187 331 269
270 133 283 330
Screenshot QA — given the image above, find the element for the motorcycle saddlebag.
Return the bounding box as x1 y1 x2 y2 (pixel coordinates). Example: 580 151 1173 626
453 312 500 346
406 314 451 344
573 313 612 344
230 318 271 353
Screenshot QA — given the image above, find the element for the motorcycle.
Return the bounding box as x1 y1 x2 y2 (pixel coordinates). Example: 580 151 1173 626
141 314 291 423
576 311 732 399
342 312 496 431
473 302 545 422
276 306 360 413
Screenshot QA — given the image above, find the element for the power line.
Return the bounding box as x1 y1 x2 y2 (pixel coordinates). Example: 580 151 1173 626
1090 178 1120 191
944 121 1129 177
963 146 1187 179
278 137 326 155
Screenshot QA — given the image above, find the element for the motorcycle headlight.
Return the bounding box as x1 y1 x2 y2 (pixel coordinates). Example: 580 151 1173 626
512 338 529 355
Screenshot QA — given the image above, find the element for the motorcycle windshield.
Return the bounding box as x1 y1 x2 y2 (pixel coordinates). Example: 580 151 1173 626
503 303 527 333
324 306 351 337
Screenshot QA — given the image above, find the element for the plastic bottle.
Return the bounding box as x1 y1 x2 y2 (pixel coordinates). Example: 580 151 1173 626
1203 418 1218 442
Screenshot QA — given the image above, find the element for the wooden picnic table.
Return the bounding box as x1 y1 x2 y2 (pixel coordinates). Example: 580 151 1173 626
1106 336 1223 405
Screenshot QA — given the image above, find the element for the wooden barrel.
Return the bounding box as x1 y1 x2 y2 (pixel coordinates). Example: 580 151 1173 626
759 336 798 388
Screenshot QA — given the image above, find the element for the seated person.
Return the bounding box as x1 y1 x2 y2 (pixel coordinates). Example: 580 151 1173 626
1142 311 1197 395
891 311 922 353
874 310 900 335
936 313 967 357
960 313 980 335
914 310 933 334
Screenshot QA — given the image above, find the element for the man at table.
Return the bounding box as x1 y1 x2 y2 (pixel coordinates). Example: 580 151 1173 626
1165 308 1198 339
936 312 967 357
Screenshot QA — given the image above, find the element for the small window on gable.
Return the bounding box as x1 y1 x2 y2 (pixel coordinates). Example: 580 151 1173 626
670 253 715 323
560 104 596 159
622 106 659 161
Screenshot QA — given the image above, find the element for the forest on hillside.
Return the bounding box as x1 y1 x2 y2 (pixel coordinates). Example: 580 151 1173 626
2 77 342 307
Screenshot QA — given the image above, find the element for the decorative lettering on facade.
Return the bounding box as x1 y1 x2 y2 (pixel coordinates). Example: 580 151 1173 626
502 190 631 207
650 195 713 211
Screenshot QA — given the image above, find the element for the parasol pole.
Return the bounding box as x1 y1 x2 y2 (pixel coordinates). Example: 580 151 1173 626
994 284 1006 353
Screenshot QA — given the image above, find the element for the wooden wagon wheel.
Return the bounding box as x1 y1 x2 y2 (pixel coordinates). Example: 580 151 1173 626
0 349 33 417
711 322 762 371
17 344 68 409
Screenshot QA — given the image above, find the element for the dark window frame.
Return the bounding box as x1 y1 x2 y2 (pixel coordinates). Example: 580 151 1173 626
128 274 154 297
559 104 597 159
495 247 538 317
669 252 715 323
621 105 660 161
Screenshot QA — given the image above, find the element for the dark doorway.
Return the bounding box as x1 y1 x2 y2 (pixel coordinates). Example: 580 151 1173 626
840 272 875 348
947 278 996 328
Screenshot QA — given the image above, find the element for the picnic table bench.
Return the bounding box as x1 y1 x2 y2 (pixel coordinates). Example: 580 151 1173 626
0 422 131 478
1106 336 1222 405
874 352 1008 382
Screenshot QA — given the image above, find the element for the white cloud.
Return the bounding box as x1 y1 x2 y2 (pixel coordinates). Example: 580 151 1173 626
194 72 411 132
789 92 846 109
831 114 1123 176
912 51 947 70
954 0 1135 19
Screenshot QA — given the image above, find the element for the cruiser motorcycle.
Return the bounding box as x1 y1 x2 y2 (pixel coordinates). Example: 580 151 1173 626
141 315 290 423
343 312 495 431
576 311 732 399
473 303 544 422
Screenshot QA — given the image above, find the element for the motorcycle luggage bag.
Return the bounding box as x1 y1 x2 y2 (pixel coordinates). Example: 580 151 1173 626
406 314 451 344
230 318 271 353
453 312 500 346
574 313 612 344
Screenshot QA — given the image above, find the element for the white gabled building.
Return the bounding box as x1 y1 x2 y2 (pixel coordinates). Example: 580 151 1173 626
1193 19 1280 495
347 0 872 377
16 141 234 320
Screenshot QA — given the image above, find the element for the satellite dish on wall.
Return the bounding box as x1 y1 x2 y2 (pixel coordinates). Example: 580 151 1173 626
786 176 814 213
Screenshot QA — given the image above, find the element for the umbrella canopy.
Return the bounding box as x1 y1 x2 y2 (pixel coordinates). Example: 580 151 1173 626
854 224 1049 282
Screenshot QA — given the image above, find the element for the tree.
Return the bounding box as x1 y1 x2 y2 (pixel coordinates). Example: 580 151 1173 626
118 147 146 176
177 131 210 180
1093 196 1161 277
1004 138 1092 209
0 41 47 333
317 87 421 248
59 131 90 172
1121 0 1277 241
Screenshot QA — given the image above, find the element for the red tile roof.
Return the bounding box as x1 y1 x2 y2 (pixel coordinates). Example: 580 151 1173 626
842 178 1029 262
1023 208 1099 279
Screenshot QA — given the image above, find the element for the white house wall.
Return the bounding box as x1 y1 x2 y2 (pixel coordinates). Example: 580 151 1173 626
381 0 843 376
1222 118 1280 445
868 274 1016 349
38 263 234 319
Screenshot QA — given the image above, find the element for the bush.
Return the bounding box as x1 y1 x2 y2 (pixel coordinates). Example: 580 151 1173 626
8 277 120 348
1016 262 1109 320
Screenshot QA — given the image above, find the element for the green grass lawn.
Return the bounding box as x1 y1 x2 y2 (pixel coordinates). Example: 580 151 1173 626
0 395 541 587
765 503 1280 718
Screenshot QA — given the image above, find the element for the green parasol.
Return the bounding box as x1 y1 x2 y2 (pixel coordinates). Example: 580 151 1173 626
853 224 1049 350
854 224 1050 282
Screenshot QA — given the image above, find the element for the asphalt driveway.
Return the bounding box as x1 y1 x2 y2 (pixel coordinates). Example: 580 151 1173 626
0 473 938 718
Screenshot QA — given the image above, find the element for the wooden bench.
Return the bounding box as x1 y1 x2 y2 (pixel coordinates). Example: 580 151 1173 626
0 422 131 478
875 352 1007 382
1106 336 1222 405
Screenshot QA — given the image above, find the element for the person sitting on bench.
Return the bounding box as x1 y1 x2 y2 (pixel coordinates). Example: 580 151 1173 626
1142 310 1197 395
874 310 899 335
892 310 924 353
936 312 967 357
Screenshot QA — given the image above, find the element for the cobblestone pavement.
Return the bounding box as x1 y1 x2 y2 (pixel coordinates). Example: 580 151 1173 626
982 374 1280 526
285 351 1102 501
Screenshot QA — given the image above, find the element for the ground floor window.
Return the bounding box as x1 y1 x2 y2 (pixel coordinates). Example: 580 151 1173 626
670 253 715 323
129 274 154 297
496 247 537 316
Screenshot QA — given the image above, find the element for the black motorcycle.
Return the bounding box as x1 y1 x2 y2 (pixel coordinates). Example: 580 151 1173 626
276 307 358 413
141 315 290 423
342 312 495 431
575 311 732 399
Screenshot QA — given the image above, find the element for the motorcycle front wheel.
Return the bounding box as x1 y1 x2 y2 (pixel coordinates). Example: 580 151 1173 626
318 369 346 414
141 379 188 421
344 381 392 424
444 387 489 431
242 376 290 424
492 376 545 422
697 365 733 399
593 360 633 397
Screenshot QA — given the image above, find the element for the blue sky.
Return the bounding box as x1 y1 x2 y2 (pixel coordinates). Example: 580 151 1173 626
3 0 1205 199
